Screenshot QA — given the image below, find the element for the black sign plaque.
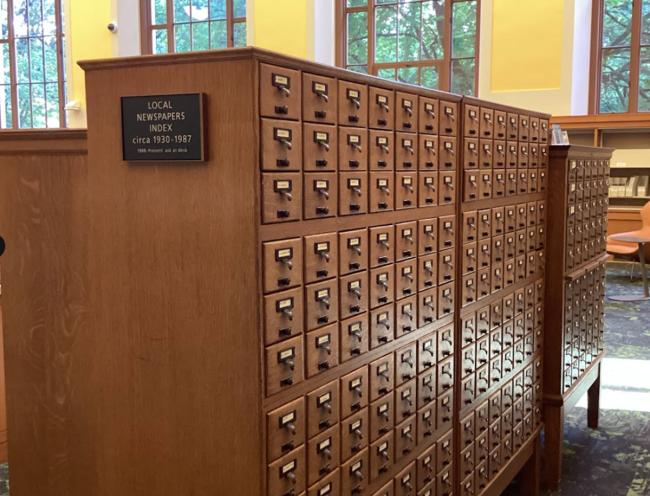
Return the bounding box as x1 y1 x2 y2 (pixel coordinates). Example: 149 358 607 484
121 93 206 162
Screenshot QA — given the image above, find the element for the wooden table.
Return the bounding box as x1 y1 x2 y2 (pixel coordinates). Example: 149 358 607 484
608 232 650 301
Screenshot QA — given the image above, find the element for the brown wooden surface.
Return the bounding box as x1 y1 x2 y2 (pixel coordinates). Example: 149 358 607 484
0 130 88 492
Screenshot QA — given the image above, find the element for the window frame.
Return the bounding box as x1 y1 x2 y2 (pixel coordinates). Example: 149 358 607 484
139 0 245 54
590 0 648 113
335 0 480 94
0 0 67 128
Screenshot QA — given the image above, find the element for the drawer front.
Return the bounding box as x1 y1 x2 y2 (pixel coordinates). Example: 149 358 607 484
341 367 369 418
476 431 489 465
418 288 437 327
396 132 418 170
437 356 454 396
417 331 437 374
480 107 494 138
260 63 301 120
307 425 340 485
519 115 530 141
266 336 304 396
264 287 304 345
263 238 303 293
436 430 453 473
340 314 369 362
262 172 302 223
462 243 477 276
464 104 479 137
477 210 491 240
305 279 339 330
261 118 302 171
370 432 394 482
439 171 455 205
507 113 519 140
370 171 395 213
461 374 475 407
439 137 457 170
396 221 417 261
267 397 306 461
370 303 395 349
417 402 436 445
339 127 368 171
437 325 454 361
479 171 492 200
370 393 395 441
396 260 417 299
495 111 507 140
464 138 479 169
437 391 453 432
494 140 506 168
438 215 455 250
267 446 306 496
370 265 395 309
438 281 455 318
306 325 339 377
419 172 438 207
303 123 337 171
419 97 439 134
396 172 418 209
307 469 340 496
304 172 337 220
506 141 518 168
396 92 418 131
417 446 436 490
395 378 417 422
460 412 475 447
461 314 476 347
339 172 367 215
464 170 479 202
395 461 417 496
418 253 437 291
440 101 458 136
419 135 438 170
480 139 493 168
395 415 417 461
438 249 455 285
370 354 395 401
302 72 337 124
463 211 478 244
396 343 417 385
418 218 438 255
339 80 368 127
460 444 475 481
369 86 395 129
370 130 395 170
370 225 395 267
418 369 437 409
341 448 369 495
339 229 368 275
461 343 476 379
340 271 368 319
396 295 417 338
307 380 340 438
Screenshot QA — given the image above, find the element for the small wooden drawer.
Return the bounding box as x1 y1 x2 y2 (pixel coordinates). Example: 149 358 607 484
265 336 304 396
417 403 436 445
437 356 454 396
417 446 436 490
305 279 338 331
438 215 455 250
261 118 302 171
341 367 369 418
267 446 306 496
396 343 417 385
260 63 301 120
339 229 368 275
395 415 417 461
519 115 530 141
396 260 417 299
396 92 418 131
340 271 368 320
339 127 368 171
462 243 478 275
418 369 436 409
396 296 417 338
369 303 394 350
339 80 368 127
369 171 395 213
437 390 453 433
418 218 438 255
307 380 339 438
396 172 418 209
396 132 418 170
370 265 395 309
264 287 304 345
436 430 453 473
262 172 302 223
338 172 367 216
495 111 507 139
369 86 395 129
395 461 417 496
460 444 475 480
480 107 494 138
395 221 417 260
494 140 506 168
419 135 438 170
304 233 338 283
302 72 336 124
480 139 493 168
303 123 337 171
307 468 340 496
439 137 457 170
506 141 518 168
437 281 455 319
418 288 437 328
419 172 438 207
341 448 369 495
479 171 492 200
370 431 394 482
529 116 540 142
395 378 417 422
369 130 395 170
418 253 438 291
464 104 479 137
419 97 439 134
267 397 306 461
477 209 491 240
370 354 395 401
263 238 302 293
438 249 455 284
307 425 340 485
306 324 339 377
439 171 455 205
464 170 479 202
370 393 395 442
437 325 454 361
370 225 395 267
304 172 337 219
340 314 369 362
440 101 458 136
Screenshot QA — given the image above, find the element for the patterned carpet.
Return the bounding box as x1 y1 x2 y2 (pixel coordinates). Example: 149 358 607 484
0 264 647 496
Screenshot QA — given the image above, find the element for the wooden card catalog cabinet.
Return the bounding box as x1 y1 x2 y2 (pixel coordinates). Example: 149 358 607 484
542 145 612 491
0 48 552 496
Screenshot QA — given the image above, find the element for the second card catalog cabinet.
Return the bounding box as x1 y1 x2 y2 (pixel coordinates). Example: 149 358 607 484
543 145 612 491
0 48 554 496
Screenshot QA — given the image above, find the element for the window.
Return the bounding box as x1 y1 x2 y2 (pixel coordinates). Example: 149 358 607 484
0 0 66 129
592 0 650 113
337 0 479 95
141 0 247 55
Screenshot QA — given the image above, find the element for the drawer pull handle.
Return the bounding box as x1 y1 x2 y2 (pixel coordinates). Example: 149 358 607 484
316 91 329 103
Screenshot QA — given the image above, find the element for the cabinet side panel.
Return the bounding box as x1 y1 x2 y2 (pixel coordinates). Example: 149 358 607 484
83 58 262 495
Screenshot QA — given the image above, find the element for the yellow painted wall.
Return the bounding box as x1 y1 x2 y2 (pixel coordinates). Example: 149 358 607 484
479 0 578 115
491 0 564 91
248 0 314 60
65 0 115 127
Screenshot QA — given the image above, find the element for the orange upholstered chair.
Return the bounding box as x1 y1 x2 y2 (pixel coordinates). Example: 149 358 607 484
607 201 650 273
